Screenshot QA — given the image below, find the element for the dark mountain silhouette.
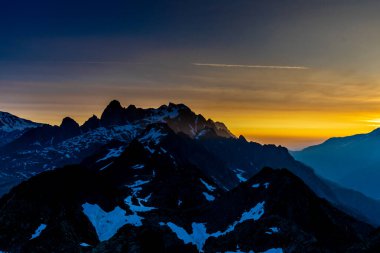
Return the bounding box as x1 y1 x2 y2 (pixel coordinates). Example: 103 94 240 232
0 125 375 252
198 135 380 226
0 101 380 252
81 115 101 132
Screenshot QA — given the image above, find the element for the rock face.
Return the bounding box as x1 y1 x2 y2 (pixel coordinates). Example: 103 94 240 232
0 125 374 253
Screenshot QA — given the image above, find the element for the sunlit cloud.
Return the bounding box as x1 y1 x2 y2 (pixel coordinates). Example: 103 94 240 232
192 63 309 70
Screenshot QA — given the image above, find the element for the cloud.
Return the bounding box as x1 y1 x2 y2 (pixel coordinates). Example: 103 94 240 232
192 63 309 70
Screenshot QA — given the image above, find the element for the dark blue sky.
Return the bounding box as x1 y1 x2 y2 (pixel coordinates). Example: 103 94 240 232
0 0 323 63
2 0 378 65
1 0 244 60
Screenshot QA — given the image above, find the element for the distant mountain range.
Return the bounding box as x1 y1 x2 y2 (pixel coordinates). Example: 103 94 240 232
1 100 380 252
0 101 233 196
292 128 380 199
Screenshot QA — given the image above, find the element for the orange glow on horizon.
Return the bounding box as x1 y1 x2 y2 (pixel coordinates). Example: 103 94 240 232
2 66 380 150
3 102 380 151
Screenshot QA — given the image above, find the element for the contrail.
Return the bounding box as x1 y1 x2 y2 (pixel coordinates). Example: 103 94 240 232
192 63 309 70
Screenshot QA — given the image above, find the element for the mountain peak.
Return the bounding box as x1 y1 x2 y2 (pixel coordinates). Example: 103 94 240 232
107 100 123 110
60 117 79 129
81 115 100 131
238 135 247 142
168 102 191 111
100 100 126 126
126 104 137 110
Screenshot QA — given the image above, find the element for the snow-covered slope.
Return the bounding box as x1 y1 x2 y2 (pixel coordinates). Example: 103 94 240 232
0 112 40 132
0 112 41 147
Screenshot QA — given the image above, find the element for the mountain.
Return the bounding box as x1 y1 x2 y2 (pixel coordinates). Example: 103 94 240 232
1 101 380 229
99 100 234 138
0 126 375 253
0 101 234 196
291 128 380 199
0 111 42 147
197 135 380 227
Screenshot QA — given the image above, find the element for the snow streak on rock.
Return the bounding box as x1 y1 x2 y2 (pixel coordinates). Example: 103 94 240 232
160 201 265 252
30 224 47 240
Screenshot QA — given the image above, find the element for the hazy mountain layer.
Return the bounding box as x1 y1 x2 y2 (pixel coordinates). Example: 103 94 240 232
292 128 380 199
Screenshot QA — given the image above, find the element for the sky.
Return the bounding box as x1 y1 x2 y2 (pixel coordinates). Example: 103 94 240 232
1 0 380 149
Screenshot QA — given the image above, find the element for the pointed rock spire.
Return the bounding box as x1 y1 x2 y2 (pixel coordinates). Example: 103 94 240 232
60 117 79 130
100 100 126 126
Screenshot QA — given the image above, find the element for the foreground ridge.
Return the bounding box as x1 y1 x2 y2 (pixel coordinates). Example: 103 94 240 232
0 123 376 252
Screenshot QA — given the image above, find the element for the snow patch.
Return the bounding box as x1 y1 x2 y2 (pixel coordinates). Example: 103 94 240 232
265 227 280 235
212 201 265 238
251 182 270 189
203 192 215 202
139 128 167 145
147 106 180 123
124 194 156 212
165 222 209 252
30 223 47 240
126 179 150 196
200 179 216 192
234 169 247 182
126 179 150 188
82 203 143 241
97 146 124 162
100 162 113 171
160 201 265 252
131 164 144 170
195 129 209 139
262 249 283 253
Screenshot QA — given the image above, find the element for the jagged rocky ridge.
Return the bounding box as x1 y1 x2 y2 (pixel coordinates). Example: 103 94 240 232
0 101 233 196
0 125 376 253
0 100 379 234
